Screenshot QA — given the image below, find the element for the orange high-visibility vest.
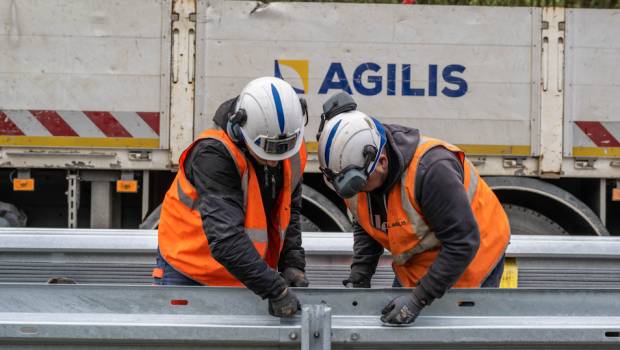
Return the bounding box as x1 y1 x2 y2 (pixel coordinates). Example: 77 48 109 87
346 136 510 288
158 129 306 286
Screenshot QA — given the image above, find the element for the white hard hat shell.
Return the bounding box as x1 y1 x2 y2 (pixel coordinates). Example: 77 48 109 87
236 77 304 161
317 110 385 174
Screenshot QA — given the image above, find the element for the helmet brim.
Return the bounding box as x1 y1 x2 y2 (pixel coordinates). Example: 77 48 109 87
242 129 304 162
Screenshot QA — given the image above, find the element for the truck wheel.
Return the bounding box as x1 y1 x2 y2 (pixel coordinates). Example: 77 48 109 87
300 185 352 232
301 216 321 232
503 204 568 235
0 202 27 227
485 176 608 236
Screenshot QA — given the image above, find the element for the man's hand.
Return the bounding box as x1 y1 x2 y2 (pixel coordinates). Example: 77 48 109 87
380 287 433 326
268 288 301 317
281 267 309 287
342 270 371 288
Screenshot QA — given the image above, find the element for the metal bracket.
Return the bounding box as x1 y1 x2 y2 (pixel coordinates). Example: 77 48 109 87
66 171 80 228
302 304 332 350
503 158 525 169
16 169 31 179
128 151 152 161
574 158 596 170
470 157 486 167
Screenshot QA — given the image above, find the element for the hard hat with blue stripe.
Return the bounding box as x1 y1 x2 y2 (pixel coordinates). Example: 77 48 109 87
317 100 387 198
234 77 305 161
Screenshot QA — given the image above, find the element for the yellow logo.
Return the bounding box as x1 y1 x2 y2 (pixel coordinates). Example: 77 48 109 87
274 59 309 94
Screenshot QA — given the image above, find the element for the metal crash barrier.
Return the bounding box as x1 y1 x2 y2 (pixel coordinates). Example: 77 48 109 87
1 285 620 349
1 228 620 287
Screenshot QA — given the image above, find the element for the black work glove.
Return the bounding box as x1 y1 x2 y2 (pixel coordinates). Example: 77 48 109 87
268 288 301 317
380 286 433 326
281 267 309 287
342 270 371 288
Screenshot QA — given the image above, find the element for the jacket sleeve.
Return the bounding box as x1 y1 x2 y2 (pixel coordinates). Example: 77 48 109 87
415 147 481 299
278 181 306 272
186 139 286 299
350 222 384 279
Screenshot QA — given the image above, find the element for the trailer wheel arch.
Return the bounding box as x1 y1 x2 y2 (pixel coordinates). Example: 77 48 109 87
485 176 609 236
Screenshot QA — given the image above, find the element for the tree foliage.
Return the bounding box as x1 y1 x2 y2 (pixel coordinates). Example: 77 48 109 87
285 0 620 9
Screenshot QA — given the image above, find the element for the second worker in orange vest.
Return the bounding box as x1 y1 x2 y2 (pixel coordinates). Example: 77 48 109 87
156 77 309 318
316 93 510 326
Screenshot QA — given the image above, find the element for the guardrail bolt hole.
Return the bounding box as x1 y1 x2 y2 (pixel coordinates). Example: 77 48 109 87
458 301 475 307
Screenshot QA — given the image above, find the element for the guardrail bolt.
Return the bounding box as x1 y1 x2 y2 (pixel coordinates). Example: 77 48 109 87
313 331 321 338
289 332 298 340
350 332 360 341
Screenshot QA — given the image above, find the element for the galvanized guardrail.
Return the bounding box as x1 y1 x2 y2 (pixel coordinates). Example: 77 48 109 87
1 228 620 287
1 285 620 349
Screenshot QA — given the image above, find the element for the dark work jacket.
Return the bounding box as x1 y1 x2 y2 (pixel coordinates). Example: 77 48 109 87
181 97 305 299
351 124 481 299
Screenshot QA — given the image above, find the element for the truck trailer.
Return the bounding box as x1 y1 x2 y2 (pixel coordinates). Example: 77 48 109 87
1 0 620 236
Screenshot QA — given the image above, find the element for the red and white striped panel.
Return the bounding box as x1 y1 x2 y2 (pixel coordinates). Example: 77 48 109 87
573 121 620 157
0 110 160 148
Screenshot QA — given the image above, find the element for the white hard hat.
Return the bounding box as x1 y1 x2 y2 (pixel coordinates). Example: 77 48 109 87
317 110 387 198
234 77 305 161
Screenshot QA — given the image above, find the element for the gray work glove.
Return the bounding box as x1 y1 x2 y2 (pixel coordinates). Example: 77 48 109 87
342 270 371 288
380 286 433 326
281 267 309 287
268 288 301 317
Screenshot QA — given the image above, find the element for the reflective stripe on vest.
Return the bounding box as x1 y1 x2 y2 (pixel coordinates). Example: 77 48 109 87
245 228 268 243
171 136 307 244
391 136 478 265
173 134 270 242
177 180 196 210
465 159 478 202
290 150 303 190
392 145 480 264
346 135 509 288
158 129 307 285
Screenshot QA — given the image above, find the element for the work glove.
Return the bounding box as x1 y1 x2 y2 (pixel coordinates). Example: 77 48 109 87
380 286 433 326
342 270 371 288
281 267 309 287
268 288 301 318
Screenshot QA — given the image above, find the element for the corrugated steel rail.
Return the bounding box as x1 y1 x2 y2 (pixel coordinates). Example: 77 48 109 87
1 228 620 287
1 285 620 349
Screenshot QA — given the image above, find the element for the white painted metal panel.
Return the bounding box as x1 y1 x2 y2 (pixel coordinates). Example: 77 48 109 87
0 0 162 37
565 9 620 157
1 75 161 111
197 1 541 154
0 0 170 152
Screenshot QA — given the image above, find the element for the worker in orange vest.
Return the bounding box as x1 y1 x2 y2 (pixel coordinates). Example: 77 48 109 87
156 77 309 318
316 93 510 326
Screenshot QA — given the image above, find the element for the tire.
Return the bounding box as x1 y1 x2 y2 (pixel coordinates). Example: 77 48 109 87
0 202 27 227
301 216 321 232
503 204 568 235
300 185 352 232
485 176 608 236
